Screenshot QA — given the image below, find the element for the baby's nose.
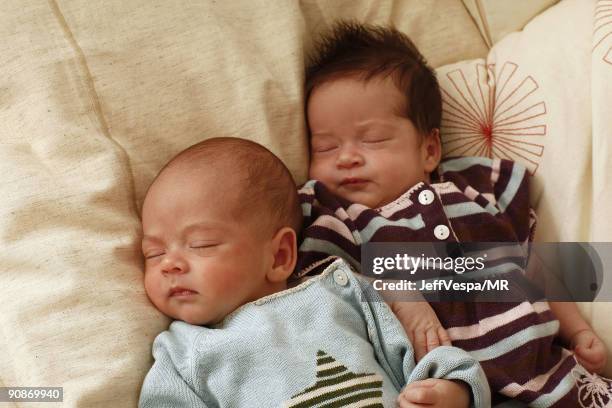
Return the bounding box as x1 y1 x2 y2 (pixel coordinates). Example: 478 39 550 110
161 254 188 274
336 148 364 168
163 265 185 274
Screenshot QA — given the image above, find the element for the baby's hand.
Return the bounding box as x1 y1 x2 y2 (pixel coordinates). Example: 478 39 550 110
572 329 608 374
391 301 451 361
398 378 470 408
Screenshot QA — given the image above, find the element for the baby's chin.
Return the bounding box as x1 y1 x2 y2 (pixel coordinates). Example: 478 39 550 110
167 306 217 326
334 189 387 209
175 313 216 326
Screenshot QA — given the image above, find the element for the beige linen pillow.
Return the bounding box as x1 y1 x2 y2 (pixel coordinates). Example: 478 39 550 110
300 0 488 67
0 1 487 406
462 0 560 46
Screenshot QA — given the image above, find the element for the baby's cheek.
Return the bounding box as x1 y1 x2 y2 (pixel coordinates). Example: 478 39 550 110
221 265 263 301
209 270 244 296
144 275 165 308
309 160 331 182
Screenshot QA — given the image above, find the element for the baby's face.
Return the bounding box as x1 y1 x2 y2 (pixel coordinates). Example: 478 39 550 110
141 167 274 325
307 76 439 208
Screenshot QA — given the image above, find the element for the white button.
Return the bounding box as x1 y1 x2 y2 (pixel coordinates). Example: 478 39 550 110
333 269 349 286
418 190 435 205
434 225 450 240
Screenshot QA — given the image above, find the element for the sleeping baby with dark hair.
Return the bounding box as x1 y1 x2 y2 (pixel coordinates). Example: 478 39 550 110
138 137 490 407
297 21 610 407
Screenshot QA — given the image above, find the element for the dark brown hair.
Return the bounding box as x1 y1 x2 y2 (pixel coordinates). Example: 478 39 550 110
305 21 442 136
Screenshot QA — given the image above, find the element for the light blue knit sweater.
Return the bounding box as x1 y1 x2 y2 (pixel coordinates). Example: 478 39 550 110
139 259 490 407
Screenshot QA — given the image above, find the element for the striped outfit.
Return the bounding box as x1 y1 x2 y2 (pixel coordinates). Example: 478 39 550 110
295 157 611 407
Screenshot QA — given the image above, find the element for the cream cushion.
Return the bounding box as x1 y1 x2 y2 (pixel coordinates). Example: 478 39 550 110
437 0 612 375
589 0 612 375
591 0 612 242
1 0 608 407
437 0 596 242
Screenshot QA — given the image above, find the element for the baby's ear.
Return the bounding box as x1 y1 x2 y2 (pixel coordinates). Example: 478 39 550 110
267 227 298 283
422 128 442 173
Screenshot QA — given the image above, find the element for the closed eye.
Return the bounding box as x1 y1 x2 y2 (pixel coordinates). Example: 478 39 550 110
190 243 220 250
144 251 165 260
363 138 390 144
313 145 338 153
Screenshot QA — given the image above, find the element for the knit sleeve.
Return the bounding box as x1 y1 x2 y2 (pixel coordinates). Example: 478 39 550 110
351 275 491 407
139 325 209 408
407 347 491 408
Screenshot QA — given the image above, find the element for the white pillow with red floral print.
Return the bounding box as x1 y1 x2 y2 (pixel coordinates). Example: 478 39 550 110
437 0 597 243
437 0 612 377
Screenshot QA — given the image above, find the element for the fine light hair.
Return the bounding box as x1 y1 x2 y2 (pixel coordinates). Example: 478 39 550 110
305 21 442 136
153 137 302 236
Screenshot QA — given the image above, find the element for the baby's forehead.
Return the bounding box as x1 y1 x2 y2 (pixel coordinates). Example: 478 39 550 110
143 164 241 210
308 76 409 120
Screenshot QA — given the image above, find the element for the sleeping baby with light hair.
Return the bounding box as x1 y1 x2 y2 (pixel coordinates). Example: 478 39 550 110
138 137 490 407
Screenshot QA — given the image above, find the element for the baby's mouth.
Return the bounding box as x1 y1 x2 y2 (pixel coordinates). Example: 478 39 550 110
168 287 199 297
340 178 369 188
340 177 368 186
